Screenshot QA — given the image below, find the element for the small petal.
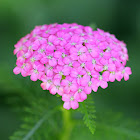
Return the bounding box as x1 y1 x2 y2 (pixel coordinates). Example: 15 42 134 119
125 67 132 75
84 86 92 94
50 86 57 95
124 73 129 81
49 58 57 66
100 81 108 89
80 54 87 61
13 67 21 74
70 84 78 92
63 102 71 110
71 101 79 109
109 73 115 82
30 73 38 81
62 94 70 102
41 83 47 90
80 92 87 101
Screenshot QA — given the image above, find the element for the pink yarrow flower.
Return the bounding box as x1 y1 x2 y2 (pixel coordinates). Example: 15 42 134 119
13 23 132 110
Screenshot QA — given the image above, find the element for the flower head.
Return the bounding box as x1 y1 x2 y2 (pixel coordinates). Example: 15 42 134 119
13 23 132 110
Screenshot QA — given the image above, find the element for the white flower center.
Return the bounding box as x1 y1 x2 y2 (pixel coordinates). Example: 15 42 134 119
92 59 96 64
46 30 50 33
23 39 27 43
30 57 36 62
84 39 88 43
88 81 92 86
47 79 52 83
58 38 63 41
33 34 36 37
111 71 115 75
80 33 85 36
122 69 125 74
49 66 53 70
34 69 38 74
70 96 74 101
62 53 66 58
29 46 32 50
48 42 53 46
21 63 26 68
100 52 104 57
99 75 103 80
77 74 82 78
78 51 82 55
87 71 91 76
68 62 73 67
88 48 92 53
122 54 125 59
112 57 116 61
107 47 111 51
39 49 45 53
47 55 53 59
71 42 77 45
39 37 43 40
68 82 72 86
56 85 60 89
81 63 85 68
59 71 63 75
22 54 26 58
103 65 108 70
78 88 83 93
19 46 23 50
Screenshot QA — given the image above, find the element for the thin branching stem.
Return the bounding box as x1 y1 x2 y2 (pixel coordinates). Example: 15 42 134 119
22 107 58 140
23 114 47 140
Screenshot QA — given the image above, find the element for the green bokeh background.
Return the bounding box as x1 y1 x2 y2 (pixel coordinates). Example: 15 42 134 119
0 0 140 139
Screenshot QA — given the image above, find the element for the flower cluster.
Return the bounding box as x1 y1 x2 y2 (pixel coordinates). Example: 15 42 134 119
13 23 132 110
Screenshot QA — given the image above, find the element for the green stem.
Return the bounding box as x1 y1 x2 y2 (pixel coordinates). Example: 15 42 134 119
60 107 74 140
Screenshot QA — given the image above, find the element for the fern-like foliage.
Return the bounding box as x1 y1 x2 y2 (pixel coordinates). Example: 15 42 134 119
94 111 140 140
0 65 62 140
78 95 96 134
70 111 140 140
9 96 62 140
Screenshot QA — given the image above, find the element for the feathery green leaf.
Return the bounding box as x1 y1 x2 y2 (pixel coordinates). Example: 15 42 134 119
9 96 62 140
78 95 96 134
94 111 140 140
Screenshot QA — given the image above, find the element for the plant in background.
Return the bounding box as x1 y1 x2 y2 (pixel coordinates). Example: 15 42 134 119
11 23 133 139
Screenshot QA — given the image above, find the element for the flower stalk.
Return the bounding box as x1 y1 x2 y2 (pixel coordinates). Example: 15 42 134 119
60 107 74 140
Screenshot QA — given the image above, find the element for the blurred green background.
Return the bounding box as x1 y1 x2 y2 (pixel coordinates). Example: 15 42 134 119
0 0 140 139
